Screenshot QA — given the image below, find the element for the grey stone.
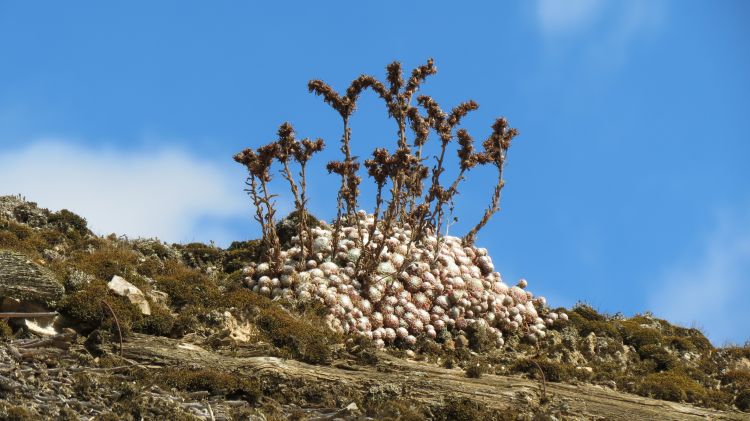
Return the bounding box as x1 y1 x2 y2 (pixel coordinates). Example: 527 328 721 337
107 275 151 315
0 250 64 307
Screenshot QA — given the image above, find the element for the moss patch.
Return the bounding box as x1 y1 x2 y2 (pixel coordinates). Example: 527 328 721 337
736 388 750 411
68 245 140 283
433 396 513 421
224 240 264 274
637 370 731 408
512 358 574 382
0 320 13 338
154 260 220 309
59 281 143 336
154 368 260 402
255 302 338 364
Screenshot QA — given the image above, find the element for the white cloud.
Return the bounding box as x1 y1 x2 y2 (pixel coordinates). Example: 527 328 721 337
0 140 249 245
537 0 604 34
649 206 750 345
535 0 665 67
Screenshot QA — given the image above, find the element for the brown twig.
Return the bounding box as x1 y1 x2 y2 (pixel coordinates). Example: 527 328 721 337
101 300 123 357
0 312 58 319
463 118 517 246
532 344 548 404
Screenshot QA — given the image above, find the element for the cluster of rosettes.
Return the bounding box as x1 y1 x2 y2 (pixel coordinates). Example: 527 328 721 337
243 211 566 349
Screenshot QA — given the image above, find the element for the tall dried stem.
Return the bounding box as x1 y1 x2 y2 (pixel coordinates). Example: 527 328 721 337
463 118 518 246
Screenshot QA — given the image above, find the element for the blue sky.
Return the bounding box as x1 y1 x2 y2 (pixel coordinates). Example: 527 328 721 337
0 1 748 345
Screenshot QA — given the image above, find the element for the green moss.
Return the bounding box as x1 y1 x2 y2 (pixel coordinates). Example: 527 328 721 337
48 209 89 235
134 304 175 337
179 242 224 268
255 302 338 364
684 334 713 353
275 210 321 249
512 358 574 382
0 320 13 338
224 288 276 313
433 396 510 421
567 307 621 339
620 319 663 349
347 335 380 365
466 324 495 353
365 399 428 420
638 371 707 403
721 370 750 388
224 239 264 273
59 281 143 335
69 245 139 282
0 404 36 421
154 260 220 309
171 304 204 337
736 388 750 411
0 220 48 255
464 358 489 378
666 335 695 352
725 344 750 360
572 304 606 321
638 344 678 372
155 368 260 402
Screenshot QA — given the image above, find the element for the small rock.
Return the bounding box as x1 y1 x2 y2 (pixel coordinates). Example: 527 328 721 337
337 402 360 416
147 289 170 306
107 276 151 315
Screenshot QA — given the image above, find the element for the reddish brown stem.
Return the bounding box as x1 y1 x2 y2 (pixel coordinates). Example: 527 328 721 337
101 300 123 357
